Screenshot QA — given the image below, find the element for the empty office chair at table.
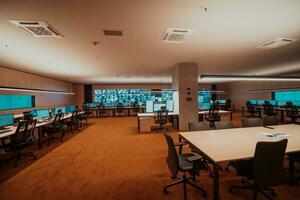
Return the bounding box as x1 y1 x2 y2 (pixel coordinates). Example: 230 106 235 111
66 109 80 133
42 113 64 146
242 118 262 128
79 106 91 126
262 116 279 126
97 104 106 117
131 102 140 116
163 130 207 200
115 103 126 116
263 102 278 116
188 121 211 132
154 110 168 132
246 101 259 118
229 139 288 200
286 105 300 124
10 120 37 167
222 99 232 111
215 121 233 130
205 106 221 128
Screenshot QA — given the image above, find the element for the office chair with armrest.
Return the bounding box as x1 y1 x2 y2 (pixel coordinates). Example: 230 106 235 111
97 105 106 117
246 101 259 118
229 139 288 200
66 109 80 133
215 121 233 130
263 103 278 116
205 107 220 128
286 105 300 124
262 116 279 126
79 106 92 125
10 120 37 167
116 103 126 117
42 113 64 146
154 110 168 132
132 103 140 116
222 99 232 111
163 129 207 200
242 118 262 128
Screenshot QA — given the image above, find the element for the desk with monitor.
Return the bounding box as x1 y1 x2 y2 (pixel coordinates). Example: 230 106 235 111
179 124 300 200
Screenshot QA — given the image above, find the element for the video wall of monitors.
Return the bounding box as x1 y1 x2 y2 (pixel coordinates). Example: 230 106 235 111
93 89 173 109
198 90 211 110
274 90 300 106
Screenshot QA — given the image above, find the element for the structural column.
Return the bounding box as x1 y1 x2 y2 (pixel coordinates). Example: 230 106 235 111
172 63 198 131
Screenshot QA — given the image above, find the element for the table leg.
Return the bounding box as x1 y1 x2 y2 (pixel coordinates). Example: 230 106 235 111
38 127 43 149
137 116 140 133
242 106 245 117
281 110 284 123
230 112 233 121
213 163 220 200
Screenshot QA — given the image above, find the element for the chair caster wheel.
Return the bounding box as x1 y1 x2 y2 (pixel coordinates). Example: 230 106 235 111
270 190 276 197
229 188 234 194
202 192 207 198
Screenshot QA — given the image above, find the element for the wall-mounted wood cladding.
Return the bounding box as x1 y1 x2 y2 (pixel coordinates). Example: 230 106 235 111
0 66 75 114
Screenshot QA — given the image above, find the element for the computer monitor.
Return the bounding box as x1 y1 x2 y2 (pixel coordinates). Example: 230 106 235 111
218 100 226 104
249 100 257 105
268 100 277 106
153 103 166 112
36 109 50 118
54 107 65 114
30 110 37 118
0 114 14 129
257 100 265 105
146 101 153 113
166 100 174 112
65 105 76 113
277 101 286 106
200 103 211 110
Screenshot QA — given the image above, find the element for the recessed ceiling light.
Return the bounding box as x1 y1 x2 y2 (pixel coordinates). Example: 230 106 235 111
257 37 298 49
162 28 194 43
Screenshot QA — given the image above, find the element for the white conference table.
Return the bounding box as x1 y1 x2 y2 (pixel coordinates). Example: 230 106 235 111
0 111 84 149
179 124 300 200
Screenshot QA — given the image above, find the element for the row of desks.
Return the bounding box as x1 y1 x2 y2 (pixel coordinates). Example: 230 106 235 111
137 110 232 132
242 106 287 122
180 124 300 200
90 106 146 117
0 111 84 149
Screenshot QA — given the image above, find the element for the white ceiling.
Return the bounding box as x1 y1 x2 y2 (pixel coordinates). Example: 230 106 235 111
0 0 300 84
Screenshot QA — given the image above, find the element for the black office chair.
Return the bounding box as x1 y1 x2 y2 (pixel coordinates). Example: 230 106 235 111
154 110 168 132
78 107 91 126
242 118 262 127
163 129 207 199
262 116 279 126
116 103 126 117
188 122 211 132
96 104 106 117
42 113 64 146
286 105 300 124
66 109 80 133
132 103 140 116
215 121 233 130
229 139 288 200
10 120 37 167
246 101 259 118
263 102 278 116
222 99 232 111
205 107 220 128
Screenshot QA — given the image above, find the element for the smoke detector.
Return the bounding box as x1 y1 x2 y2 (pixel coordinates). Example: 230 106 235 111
162 28 194 43
257 37 298 49
9 20 63 38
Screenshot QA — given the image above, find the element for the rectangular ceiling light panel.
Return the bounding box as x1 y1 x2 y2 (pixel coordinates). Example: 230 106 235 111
9 20 63 38
257 37 298 49
162 28 194 43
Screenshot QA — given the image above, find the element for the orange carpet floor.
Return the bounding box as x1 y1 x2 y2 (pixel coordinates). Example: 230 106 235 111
0 115 299 200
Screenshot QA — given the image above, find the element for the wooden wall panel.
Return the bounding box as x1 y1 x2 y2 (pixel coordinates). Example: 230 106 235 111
0 66 75 115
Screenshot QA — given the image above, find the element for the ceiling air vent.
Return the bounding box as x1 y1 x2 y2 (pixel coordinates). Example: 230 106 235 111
9 20 62 38
162 28 194 43
257 37 298 49
103 30 123 36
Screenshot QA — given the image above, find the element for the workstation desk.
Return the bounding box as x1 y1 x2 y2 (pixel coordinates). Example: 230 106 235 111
242 106 287 122
180 124 300 200
0 111 84 149
90 106 146 117
137 110 232 133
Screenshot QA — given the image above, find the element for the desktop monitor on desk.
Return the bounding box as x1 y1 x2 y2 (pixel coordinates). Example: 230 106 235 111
268 100 277 106
257 100 265 105
36 109 50 118
153 103 166 112
53 107 66 114
277 101 286 107
65 105 76 113
249 100 257 105
0 114 14 129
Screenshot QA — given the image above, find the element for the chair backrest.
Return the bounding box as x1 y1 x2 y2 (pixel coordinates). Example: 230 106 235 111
188 122 210 131
224 99 231 110
253 139 287 188
215 121 233 130
156 110 168 124
52 113 63 127
286 105 298 116
263 103 275 116
242 118 262 127
262 116 279 126
163 129 179 179
12 120 29 145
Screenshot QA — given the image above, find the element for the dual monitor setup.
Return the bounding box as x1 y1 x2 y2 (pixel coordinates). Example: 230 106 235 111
0 105 77 130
